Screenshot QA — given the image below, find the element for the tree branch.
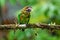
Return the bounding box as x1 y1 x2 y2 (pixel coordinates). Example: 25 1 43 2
0 23 60 30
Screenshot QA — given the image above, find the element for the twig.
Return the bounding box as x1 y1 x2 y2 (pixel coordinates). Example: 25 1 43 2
0 23 60 30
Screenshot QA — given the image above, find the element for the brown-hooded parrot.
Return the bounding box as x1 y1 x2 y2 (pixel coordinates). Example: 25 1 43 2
18 6 32 24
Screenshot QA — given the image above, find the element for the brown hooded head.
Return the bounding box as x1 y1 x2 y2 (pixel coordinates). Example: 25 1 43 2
22 6 32 14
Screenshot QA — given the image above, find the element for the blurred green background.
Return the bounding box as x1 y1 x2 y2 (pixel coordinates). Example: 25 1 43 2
0 0 60 40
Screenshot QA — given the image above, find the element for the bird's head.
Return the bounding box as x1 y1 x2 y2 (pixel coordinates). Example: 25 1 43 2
21 6 32 16
22 6 32 13
25 6 32 12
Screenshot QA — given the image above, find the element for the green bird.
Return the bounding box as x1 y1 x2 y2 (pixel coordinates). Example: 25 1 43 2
18 6 32 24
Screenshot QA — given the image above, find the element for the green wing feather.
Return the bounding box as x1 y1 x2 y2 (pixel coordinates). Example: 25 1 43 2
18 14 21 24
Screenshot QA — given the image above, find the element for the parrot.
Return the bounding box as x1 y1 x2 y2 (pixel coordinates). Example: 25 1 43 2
18 6 32 24
17 6 32 31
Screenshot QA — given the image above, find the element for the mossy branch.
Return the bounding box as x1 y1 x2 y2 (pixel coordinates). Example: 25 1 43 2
0 23 60 30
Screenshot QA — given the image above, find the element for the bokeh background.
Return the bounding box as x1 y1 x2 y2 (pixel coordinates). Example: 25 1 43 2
0 0 60 40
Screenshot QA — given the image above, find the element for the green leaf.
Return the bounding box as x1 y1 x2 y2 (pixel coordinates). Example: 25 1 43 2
0 0 5 7
8 30 15 40
9 0 16 5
